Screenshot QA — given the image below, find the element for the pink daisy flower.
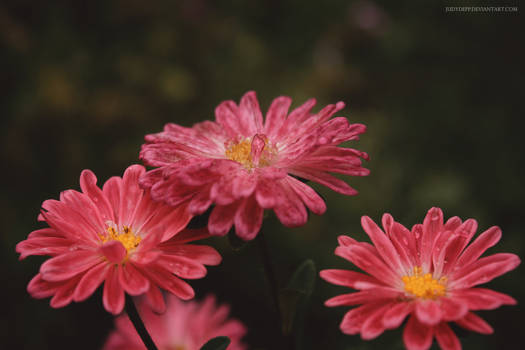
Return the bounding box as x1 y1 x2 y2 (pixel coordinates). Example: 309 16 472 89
16 164 222 315
139 91 369 240
102 294 247 350
320 207 520 350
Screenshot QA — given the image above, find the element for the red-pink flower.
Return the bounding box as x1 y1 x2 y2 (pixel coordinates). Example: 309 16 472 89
102 294 247 350
320 207 520 350
16 165 222 315
139 91 369 240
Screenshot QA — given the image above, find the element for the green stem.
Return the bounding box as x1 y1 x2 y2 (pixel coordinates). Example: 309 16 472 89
125 294 159 350
256 232 295 350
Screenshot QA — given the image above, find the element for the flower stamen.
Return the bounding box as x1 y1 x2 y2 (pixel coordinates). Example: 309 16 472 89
99 224 141 254
402 266 447 299
225 134 275 169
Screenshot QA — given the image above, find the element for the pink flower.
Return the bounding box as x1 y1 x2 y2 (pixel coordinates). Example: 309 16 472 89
102 294 247 350
16 165 222 315
139 91 369 240
320 207 520 350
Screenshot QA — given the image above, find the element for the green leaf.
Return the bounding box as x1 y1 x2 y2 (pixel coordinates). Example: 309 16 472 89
279 259 316 334
200 336 231 350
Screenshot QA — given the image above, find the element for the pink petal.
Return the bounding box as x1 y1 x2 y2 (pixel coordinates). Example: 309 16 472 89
435 322 461 350
50 276 81 308
103 266 125 315
455 226 501 268
40 250 103 281
325 289 399 307
118 263 150 296
160 227 214 245
59 190 106 235
118 165 145 226
145 265 195 300
102 176 122 218
403 315 433 350
415 300 442 325
273 191 308 227
319 269 382 290
255 179 282 209
239 91 263 134
16 237 72 259
275 98 316 141
440 297 468 321
360 303 391 340
156 254 207 279
361 216 403 273
215 100 246 138
80 169 115 224
144 284 166 314
100 240 127 264
419 207 444 272
263 96 292 138
234 196 263 240
187 188 213 215
452 253 520 289
285 176 326 215
27 227 61 239
158 244 222 266
231 173 257 199
455 312 493 334
288 167 358 195
386 220 419 269
335 245 398 286
340 303 382 335
73 262 110 302
383 302 413 329
452 288 516 310
27 273 61 298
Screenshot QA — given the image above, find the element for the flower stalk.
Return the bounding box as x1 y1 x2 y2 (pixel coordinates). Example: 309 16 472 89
125 294 158 350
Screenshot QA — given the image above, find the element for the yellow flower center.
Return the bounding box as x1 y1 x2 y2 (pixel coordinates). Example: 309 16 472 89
225 135 275 169
402 266 447 299
99 225 141 254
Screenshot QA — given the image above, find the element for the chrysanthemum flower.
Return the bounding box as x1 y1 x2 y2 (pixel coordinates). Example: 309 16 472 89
16 165 222 315
320 207 520 350
139 91 369 240
102 294 247 350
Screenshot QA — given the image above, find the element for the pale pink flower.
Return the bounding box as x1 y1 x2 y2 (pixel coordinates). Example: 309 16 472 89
102 294 247 350
16 165 221 315
139 91 369 240
320 207 520 350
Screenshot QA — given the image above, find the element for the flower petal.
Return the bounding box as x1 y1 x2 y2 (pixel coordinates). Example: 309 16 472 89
361 216 403 273
383 302 413 329
403 315 433 350
100 240 127 264
455 312 493 334
234 196 263 240
435 322 460 350
156 255 207 279
319 269 382 290
158 244 222 266
103 266 125 315
119 263 150 296
452 253 520 289
73 262 110 302
455 226 501 267
415 300 442 325
264 96 292 138
40 250 102 281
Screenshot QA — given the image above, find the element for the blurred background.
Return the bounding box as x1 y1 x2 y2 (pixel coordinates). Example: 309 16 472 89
1 0 523 349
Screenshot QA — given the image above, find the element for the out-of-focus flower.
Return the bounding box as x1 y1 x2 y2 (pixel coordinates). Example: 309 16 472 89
16 165 221 315
320 207 520 350
102 294 247 350
139 91 369 240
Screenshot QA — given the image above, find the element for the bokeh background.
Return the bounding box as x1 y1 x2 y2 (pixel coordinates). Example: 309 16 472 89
1 1 523 349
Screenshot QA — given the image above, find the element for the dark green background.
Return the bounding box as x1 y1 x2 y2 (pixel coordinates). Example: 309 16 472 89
1 1 523 349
